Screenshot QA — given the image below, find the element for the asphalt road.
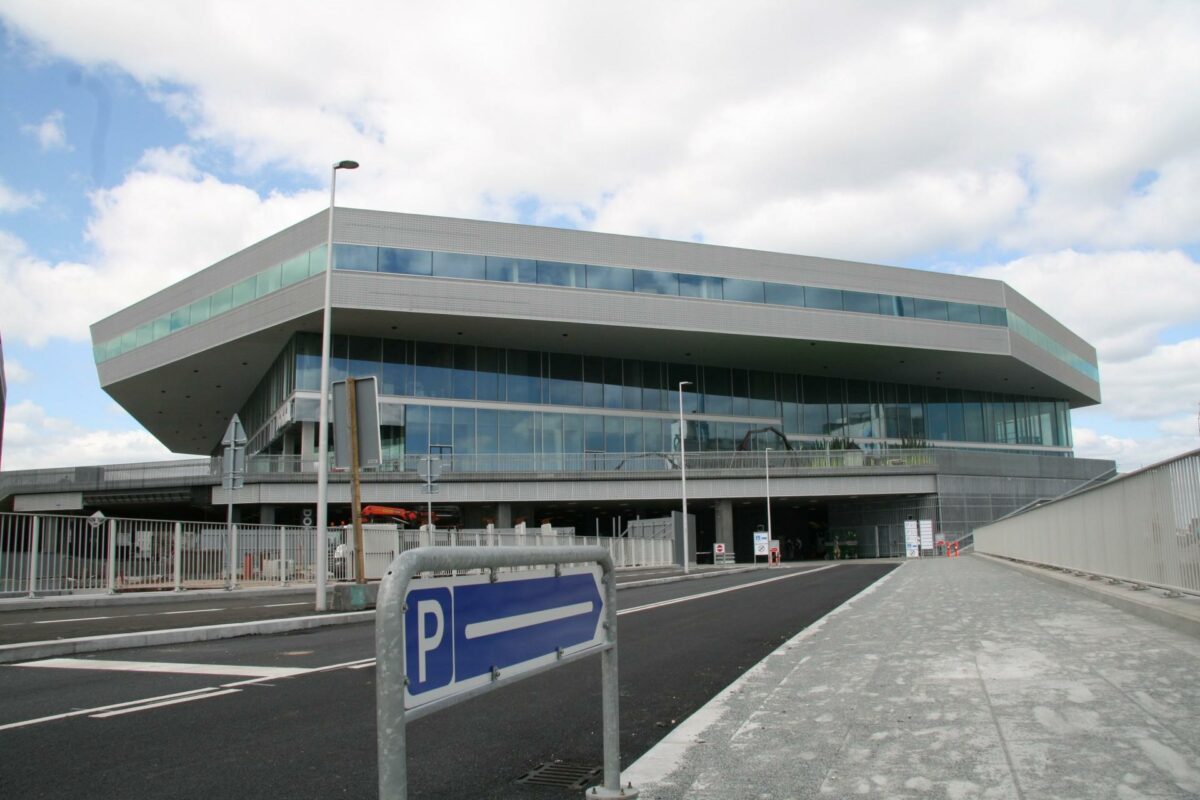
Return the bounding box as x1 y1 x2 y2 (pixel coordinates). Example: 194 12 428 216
0 566 738 644
0 562 895 799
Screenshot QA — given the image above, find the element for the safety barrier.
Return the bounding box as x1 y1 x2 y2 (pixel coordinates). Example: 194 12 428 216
975 448 1200 596
0 512 674 597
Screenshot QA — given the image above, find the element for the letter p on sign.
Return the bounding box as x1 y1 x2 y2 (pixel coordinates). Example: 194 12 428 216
405 587 453 693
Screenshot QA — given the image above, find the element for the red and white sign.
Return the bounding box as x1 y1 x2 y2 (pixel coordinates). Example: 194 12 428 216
714 543 726 555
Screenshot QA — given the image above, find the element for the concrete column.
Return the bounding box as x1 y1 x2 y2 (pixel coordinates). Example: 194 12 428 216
497 503 512 528
715 499 735 552
299 421 316 469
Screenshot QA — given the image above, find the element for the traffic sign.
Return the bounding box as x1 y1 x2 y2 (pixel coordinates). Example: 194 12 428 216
714 543 725 555
403 565 606 710
753 531 769 556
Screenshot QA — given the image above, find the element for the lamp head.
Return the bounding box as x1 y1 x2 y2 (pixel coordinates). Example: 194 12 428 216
335 160 359 170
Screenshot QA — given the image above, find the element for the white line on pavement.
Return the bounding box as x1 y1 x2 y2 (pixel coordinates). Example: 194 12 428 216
91 689 241 718
159 608 224 616
15 658 310 678
32 616 113 624
262 602 309 608
618 565 838 616
0 687 220 731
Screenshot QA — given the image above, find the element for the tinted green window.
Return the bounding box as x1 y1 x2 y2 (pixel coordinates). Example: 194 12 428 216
947 302 981 324
281 253 310 286
979 306 1007 326
764 282 804 307
169 308 188 331
722 279 764 303
633 269 678 295
308 245 327 277
586 264 633 291
432 252 485 280
231 277 257 307
842 291 881 314
120 329 137 353
153 316 170 339
188 297 211 325
486 256 535 283
536 260 585 287
806 287 842 310
379 247 431 275
914 298 949 321
890 296 916 317
210 286 233 316
136 323 153 347
678 274 723 299
334 244 379 272
256 264 282 296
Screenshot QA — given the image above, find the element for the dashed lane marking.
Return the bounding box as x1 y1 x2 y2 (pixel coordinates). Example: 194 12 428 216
15 658 310 678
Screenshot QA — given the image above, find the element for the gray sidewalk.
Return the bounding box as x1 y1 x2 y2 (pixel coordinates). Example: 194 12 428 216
624 555 1200 799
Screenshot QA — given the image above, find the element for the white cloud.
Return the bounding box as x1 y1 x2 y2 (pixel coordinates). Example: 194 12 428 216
2 2 1198 261
0 148 324 345
0 179 41 213
20 109 69 151
2 400 181 470
973 249 1200 364
2 357 33 384
1072 426 1196 473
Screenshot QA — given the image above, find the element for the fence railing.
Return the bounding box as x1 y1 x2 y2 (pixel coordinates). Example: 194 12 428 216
0 512 674 597
975 448 1200 596
241 448 936 478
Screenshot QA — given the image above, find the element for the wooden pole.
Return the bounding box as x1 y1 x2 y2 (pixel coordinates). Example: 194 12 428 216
347 377 367 584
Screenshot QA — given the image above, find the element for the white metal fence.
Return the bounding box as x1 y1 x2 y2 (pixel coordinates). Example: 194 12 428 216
975 448 1200 595
0 512 674 597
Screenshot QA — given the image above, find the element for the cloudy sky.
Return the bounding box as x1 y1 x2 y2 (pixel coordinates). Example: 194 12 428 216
0 1 1197 472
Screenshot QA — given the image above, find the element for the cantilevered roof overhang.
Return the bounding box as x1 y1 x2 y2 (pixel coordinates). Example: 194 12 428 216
92 210 1100 455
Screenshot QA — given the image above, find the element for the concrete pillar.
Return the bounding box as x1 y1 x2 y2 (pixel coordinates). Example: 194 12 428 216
299 421 318 471
715 499 734 551
497 503 512 528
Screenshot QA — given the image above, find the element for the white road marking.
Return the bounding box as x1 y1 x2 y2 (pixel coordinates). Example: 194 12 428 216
618 565 838 616
262 602 308 608
15 658 310 678
32 616 113 624
159 608 223 615
91 689 241 718
0 687 219 731
349 661 376 669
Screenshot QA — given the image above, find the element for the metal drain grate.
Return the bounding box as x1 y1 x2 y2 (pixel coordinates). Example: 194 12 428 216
516 762 603 790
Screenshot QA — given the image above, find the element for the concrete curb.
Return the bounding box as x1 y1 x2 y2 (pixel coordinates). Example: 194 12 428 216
0 610 375 665
975 553 1200 639
0 585 316 612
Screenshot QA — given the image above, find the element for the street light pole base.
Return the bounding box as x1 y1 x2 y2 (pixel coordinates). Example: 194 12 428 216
584 784 640 799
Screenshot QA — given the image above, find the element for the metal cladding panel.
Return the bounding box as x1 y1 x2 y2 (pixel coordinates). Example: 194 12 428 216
92 211 327 342
221 474 936 505
335 209 1006 304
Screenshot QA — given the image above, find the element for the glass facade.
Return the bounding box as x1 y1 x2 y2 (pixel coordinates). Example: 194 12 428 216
93 241 1099 385
241 332 1074 459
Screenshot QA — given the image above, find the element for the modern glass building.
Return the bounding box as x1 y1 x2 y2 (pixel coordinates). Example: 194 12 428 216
5 210 1117 559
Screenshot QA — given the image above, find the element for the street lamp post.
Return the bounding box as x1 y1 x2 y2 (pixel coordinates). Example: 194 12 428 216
315 159 358 612
678 380 692 575
765 447 773 564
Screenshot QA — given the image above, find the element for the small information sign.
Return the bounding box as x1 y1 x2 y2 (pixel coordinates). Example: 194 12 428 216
753 531 769 556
